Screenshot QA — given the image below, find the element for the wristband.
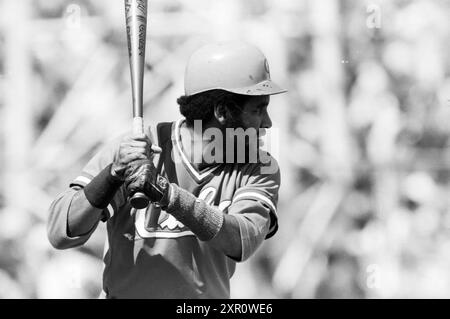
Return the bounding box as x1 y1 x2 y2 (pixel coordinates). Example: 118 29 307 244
83 164 123 209
110 165 125 181
165 184 224 241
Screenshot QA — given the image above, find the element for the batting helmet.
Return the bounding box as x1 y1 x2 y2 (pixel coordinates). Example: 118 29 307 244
184 42 287 96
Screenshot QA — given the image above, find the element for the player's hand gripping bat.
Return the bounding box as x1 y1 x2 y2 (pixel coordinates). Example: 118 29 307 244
125 0 150 209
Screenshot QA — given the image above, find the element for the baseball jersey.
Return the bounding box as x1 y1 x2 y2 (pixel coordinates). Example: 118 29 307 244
67 118 280 298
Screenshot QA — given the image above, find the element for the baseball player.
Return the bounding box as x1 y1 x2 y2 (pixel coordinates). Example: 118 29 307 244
47 42 287 298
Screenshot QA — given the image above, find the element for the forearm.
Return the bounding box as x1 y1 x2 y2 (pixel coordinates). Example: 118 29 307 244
67 188 104 237
69 164 123 234
211 205 270 262
47 164 123 249
47 188 99 250
209 214 242 260
163 184 224 241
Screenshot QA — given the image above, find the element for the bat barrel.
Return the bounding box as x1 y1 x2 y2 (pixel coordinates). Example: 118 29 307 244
126 0 150 210
125 0 148 119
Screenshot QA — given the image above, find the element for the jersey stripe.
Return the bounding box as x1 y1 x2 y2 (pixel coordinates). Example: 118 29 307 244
106 204 114 218
73 175 92 186
234 192 279 237
232 192 279 240
135 230 196 239
233 191 277 214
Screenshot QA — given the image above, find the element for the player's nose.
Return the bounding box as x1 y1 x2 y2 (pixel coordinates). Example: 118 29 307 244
261 111 272 129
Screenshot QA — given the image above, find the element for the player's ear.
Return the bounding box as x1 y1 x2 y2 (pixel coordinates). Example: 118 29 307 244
214 104 227 125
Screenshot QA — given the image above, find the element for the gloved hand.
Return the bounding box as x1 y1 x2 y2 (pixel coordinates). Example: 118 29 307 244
124 159 170 205
111 133 162 181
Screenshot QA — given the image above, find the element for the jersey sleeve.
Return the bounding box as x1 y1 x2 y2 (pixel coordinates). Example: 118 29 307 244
232 155 280 239
47 188 100 249
69 134 127 221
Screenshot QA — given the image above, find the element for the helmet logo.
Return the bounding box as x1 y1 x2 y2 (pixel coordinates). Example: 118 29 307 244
264 59 270 77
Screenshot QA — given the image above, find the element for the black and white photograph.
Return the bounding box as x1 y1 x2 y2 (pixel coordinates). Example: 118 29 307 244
0 0 450 303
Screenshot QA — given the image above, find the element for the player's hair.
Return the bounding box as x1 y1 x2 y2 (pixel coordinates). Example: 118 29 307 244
177 89 251 126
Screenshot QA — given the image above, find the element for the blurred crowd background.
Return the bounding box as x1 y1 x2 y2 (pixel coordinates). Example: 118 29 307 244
1 0 450 298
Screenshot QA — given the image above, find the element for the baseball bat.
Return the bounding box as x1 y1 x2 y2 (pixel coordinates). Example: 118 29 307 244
125 0 149 209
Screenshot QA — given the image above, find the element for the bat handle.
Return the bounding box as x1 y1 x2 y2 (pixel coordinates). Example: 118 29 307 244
130 192 149 210
129 116 150 210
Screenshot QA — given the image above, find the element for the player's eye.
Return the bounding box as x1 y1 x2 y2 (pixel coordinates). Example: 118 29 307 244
254 106 267 116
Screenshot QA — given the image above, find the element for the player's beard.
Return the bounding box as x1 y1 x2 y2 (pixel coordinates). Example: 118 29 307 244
222 117 262 164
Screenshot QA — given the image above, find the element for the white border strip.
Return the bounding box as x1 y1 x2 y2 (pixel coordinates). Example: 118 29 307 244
74 176 92 185
107 204 114 218
233 192 277 214
136 229 195 239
